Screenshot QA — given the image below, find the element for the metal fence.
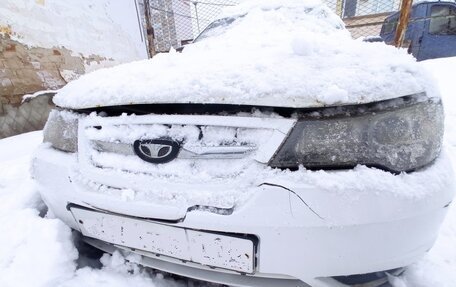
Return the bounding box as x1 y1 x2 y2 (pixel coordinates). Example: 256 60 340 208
142 0 238 53
323 0 403 38
141 0 441 49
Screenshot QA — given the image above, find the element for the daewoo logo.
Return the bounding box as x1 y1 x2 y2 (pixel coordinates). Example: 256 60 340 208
133 139 180 164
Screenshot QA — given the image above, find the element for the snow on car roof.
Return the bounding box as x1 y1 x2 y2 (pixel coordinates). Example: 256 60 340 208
54 0 439 109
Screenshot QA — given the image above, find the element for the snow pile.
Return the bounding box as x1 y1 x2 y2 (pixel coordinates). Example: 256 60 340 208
389 57 456 287
54 0 436 109
0 132 182 287
22 90 57 103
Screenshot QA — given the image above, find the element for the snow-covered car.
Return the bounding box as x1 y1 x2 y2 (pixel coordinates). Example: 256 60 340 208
32 1 455 286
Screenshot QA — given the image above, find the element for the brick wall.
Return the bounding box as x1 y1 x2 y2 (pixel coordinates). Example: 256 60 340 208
0 33 109 105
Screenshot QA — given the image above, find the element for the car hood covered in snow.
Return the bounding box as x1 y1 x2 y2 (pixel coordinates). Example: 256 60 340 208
54 0 439 109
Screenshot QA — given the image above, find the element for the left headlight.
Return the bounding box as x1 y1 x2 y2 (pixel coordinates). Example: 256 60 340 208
269 94 444 173
43 109 80 152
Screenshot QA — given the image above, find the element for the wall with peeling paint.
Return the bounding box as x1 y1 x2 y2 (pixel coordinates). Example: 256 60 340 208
0 0 148 97
0 0 147 67
0 0 148 137
0 37 86 102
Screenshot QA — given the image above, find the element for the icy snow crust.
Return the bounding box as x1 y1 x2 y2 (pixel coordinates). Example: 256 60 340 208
54 0 438 109
58 107 448 213
75 145 453 212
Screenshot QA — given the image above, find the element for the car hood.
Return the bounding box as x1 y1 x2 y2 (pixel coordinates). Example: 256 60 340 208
53 0 439 110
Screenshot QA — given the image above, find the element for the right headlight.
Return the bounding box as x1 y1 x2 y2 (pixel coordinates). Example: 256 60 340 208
269 94 444 173
43 109 80 153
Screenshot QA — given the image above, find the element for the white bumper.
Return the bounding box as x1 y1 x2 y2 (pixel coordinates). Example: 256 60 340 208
32 145 455 286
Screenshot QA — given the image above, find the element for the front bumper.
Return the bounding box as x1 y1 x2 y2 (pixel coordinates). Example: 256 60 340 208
32 144 455 286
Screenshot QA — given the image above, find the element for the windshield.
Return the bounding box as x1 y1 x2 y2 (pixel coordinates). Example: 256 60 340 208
193 17 239 43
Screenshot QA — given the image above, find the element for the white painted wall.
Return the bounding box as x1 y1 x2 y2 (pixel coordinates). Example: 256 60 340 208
105 0 148 60
0 0 148 66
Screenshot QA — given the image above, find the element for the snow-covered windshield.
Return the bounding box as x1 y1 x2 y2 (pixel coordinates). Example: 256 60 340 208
194 17 240 43
54 0 437 110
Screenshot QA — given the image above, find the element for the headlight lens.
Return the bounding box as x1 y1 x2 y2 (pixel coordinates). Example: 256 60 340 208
269 94 444 172
43 109 80 152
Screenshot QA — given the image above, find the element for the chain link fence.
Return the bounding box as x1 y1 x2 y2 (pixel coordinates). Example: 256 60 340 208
141 0 406 49
141 0 455 48
330 0 456 40
323 0 402 38
140 0 238 53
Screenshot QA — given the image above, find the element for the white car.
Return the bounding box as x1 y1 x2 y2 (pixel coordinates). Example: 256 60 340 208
32 1 455 286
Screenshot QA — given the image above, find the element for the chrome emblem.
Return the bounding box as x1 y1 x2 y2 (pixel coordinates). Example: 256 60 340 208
133 139 180 164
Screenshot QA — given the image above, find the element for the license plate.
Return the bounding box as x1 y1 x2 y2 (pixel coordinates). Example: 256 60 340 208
71 207 256 273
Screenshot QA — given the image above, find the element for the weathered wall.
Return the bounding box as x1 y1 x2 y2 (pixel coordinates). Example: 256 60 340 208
0 0 147 65
0 0 148 138
0 35 107 103
0 33 107 138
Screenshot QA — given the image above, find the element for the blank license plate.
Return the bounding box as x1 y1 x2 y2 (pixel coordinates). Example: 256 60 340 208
71 207 255 273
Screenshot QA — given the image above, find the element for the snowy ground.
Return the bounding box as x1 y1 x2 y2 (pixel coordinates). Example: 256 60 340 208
395 58 456 287
0 57 455 287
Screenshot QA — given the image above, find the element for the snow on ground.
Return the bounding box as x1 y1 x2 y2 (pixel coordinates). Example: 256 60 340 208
0 132 185 287
0 59 456 286
392 58 456 287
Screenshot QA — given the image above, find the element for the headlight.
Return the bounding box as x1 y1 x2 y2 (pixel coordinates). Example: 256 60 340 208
269 94 444 173
43 109 80 152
